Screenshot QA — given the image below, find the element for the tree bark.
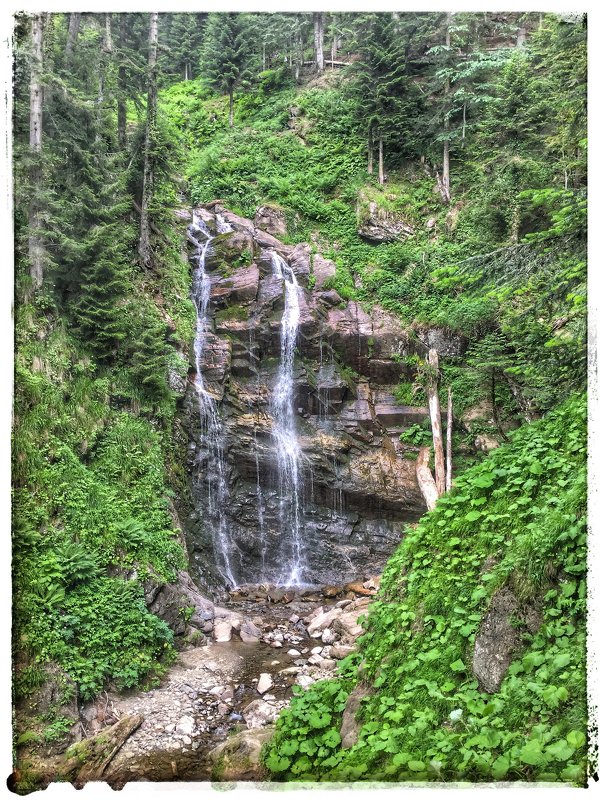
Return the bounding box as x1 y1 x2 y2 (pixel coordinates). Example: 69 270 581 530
331 15 337 65
367 125 373 174
117 14 127 149
442 13 452 201
416 447 439 511
103 13 112 53
446 387 453 492
138 12 158 269
65 12 81 62
378 136 384 184
426 348 446 495
314 12 324 72
228 88 234 128
28 12 44 293
516 26 527 48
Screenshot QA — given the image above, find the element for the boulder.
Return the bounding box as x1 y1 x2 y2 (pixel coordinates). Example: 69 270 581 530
357 199 414 243
213 619 233 643
312 253 336 290
340 684 370 748
208 728 273 781
255 204 287 238
257 673 273 694
243 699 279 729
210 264 260 306
472 587 542 693
175 715 196 736
240 619 262 643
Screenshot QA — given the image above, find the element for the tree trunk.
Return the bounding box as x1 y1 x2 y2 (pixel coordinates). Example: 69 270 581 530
117 14 127 149
331 16 337 65
367 125 373 174
461 102 466 146
65 12 81 62
103 13 112 53
442 13 452 201
445 387 453 492
378 136 384 184
228 88 234 128
262 41 266 72
426 348 446 495
516 26 527 48
28 12 44 293
416 447 439 511
314 12 324 72
138 12 158 269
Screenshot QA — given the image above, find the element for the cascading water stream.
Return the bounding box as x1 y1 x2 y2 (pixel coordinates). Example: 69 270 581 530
190 212 237 587
270 251 306 585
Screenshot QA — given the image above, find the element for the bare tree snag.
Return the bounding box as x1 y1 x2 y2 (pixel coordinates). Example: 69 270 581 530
446 387 453 492
28 12 44 293
378 136 384 184
117 14 127 149
103 13 112 53
313 13 324 72
139 12 159 269
416 447 439 511
65 13 81 63
442 13 452 201
426 348 446 495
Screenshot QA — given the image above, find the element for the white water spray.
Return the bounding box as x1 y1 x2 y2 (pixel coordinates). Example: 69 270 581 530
190 212 237 586
270 251 305 585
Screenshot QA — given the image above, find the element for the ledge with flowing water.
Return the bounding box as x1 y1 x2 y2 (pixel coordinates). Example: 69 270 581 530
182 204 468 593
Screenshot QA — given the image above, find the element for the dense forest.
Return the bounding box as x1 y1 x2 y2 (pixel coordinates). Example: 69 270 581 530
11 10 588 790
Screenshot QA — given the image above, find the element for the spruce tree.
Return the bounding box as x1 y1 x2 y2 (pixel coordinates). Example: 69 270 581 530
200 13 256 127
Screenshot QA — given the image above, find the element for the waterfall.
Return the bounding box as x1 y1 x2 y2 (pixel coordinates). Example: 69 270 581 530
270 251 305 586
190 212 237 587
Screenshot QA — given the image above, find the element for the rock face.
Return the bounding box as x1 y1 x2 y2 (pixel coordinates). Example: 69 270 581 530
181 204 466 589
357 197 414 243
255 204 287 238
472 587 543 693
208 728 273 781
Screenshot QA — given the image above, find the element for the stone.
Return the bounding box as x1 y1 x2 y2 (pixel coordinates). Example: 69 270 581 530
255 204 287 238
330 644 356 660
208 729 273 781
287 649 301 657
182 735 192 745
321 628 336 645
256 673 273 695
296 675 315 689
310 646 323 655
243 699 279 729
344 581 375 597
213 619 233 643
340 684 370 748
240 619 262 643
320 659 337 670
175 715 196 737
289 614 300 624
472 587 541 693
357 197 414 243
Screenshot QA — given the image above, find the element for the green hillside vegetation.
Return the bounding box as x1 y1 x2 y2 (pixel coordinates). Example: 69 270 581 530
263 395 586 782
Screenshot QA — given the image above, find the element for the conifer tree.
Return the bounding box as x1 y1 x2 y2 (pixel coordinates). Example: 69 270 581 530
200 13 256 128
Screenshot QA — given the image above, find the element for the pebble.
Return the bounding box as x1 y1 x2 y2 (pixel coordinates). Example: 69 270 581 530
287 649 301 657
310 646 323 655
257 673 273 694
289 614 300 624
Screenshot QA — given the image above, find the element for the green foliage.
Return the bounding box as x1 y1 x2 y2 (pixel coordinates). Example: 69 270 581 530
264 395 587 784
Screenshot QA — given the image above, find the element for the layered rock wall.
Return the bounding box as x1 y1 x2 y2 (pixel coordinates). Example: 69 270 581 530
181 205 466 589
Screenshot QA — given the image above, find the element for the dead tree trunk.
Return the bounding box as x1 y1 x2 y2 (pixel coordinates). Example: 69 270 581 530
426 348 446 495
442 13 452 201
103 13 112 53
313 13 324 72
138 12 158 269
446 387 453 492
378 136 385 184
416 447 439 511
117 15 127 149
28 12 44 293
65 12 81 63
